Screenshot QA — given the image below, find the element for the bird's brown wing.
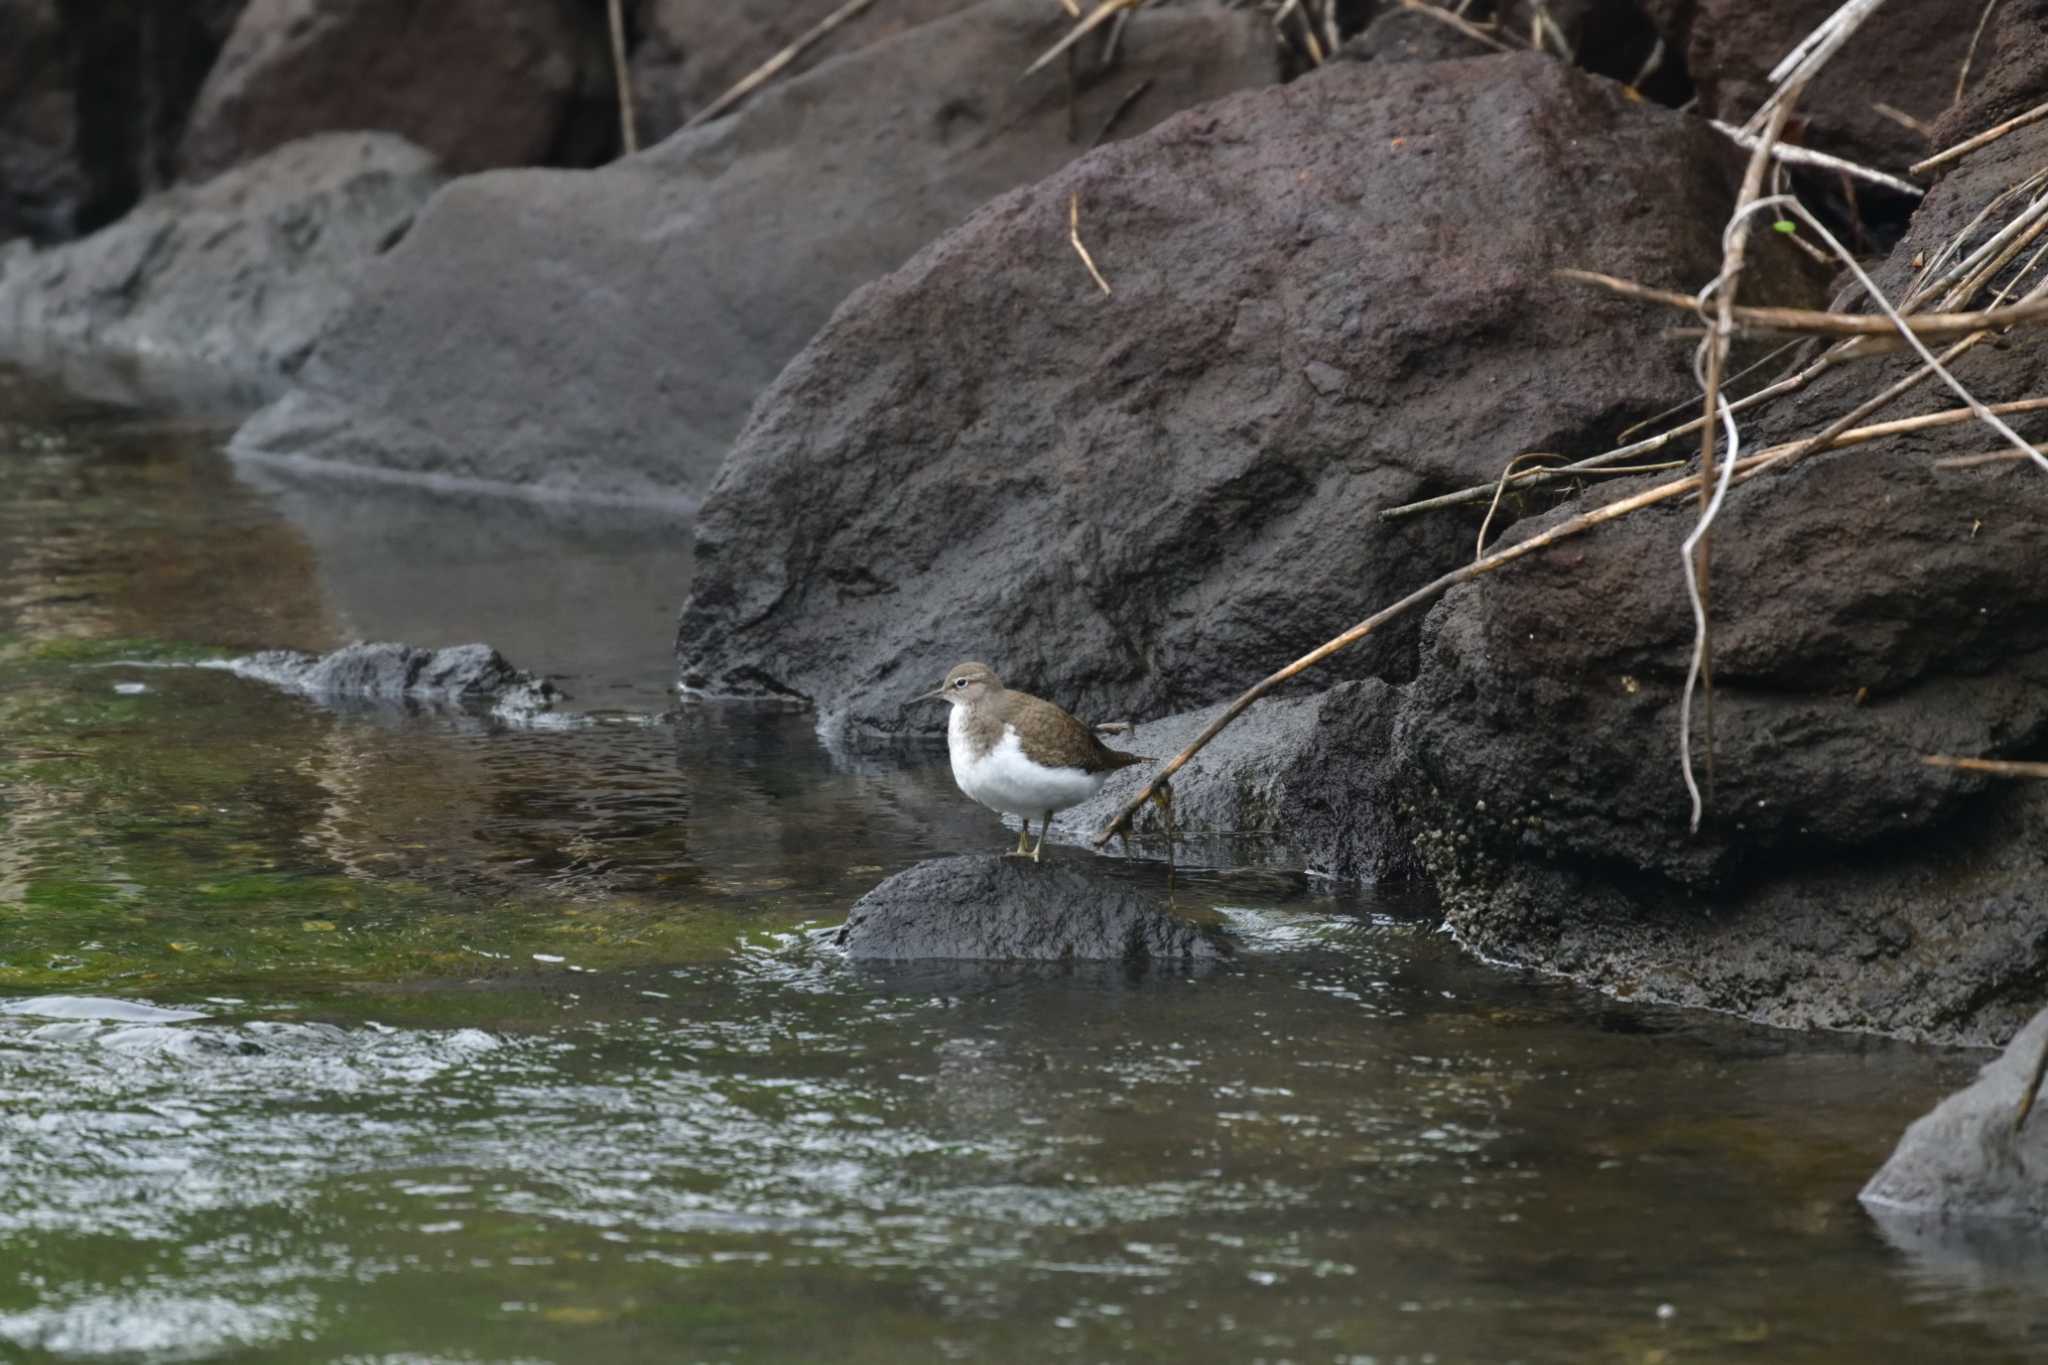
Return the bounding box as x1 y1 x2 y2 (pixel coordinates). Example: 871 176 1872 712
1046 702 1151 773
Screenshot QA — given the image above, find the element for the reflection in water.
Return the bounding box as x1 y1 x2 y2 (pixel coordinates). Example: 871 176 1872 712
0 364 2038 1362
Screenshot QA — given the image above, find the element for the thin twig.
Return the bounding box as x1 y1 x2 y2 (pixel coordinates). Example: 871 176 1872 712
1682 96 1795 832
1752 194 2048 476
1925 755 2048 778
1933 448 2044 469
1069 192 1112 296
1955 0 2002 108
606 0 638 155
1476 453 1564 558
1023 0 1140 78
1091 78 1153 148
1709 120 1924 198
1871 102 1934 140
1913 100 2048 176
1392 0 1513 52
686 0 880 127
1745 0 1885 136
1557 269 2048 339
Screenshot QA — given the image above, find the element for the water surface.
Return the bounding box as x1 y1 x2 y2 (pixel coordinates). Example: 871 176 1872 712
1 365 2041 1362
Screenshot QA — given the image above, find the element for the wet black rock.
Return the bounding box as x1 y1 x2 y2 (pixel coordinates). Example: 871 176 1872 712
228 0 1277 501
675 52 1812 730
1862 1007 2048 1221
212 641 557 714
0 132 442 394
837 855 1231 962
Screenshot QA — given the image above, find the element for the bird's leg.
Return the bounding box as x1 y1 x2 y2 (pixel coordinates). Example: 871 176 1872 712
1029 810 1052 863
1007 819 1032 858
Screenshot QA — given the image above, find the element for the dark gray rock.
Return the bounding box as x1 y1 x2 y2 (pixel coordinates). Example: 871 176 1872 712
1372 117 2048 1045
837 854 1230 962
179 0 597 182
629 0 977 143
675 52 1812 729
210 641 558 715
227 0 1277 501
1862 1007 2048 1220
0 132 442 393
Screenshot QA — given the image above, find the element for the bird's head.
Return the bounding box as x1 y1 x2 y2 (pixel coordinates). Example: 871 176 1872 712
914 661 1002 708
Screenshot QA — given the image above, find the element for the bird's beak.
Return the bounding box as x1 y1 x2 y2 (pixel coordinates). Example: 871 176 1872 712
911 685 947 704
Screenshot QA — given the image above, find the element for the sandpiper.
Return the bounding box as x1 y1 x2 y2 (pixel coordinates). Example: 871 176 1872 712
914 661 1146 861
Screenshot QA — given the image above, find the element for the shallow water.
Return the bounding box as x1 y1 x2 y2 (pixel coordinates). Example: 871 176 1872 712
1 364 2044 1362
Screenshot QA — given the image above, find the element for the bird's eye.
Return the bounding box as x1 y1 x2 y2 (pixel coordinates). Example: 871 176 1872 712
953 678 967 689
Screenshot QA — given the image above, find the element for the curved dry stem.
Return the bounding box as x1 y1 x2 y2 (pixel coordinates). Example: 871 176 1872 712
1475 452 1565 559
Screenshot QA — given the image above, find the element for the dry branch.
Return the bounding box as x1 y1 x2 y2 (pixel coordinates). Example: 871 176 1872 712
1068 193 1113 296
1912 99 2048 176
1709 120 1924 199
1392 0 1513 52
686 0 880 128
1924 755 2048 779
607 0 638 155
1556 270 2048 339
1023 0 1139 78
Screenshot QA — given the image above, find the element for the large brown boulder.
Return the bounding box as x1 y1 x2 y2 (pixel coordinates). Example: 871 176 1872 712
1383 114 2048 1044
227 0 1278 499
179 0 604 182
674 51 1809 731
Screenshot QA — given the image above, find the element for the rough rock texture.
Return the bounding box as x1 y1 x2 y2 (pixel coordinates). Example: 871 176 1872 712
1931 0 2048 147
1391 116 2048 1045
212 640 558 714
676 52 1811 730
228 0 1276 500
836 854 1230 962
630 0 977 143
1055 681 1412 880
1862 1006 2048 1220
0 133 442 390
1687 0 1968 177
0 0 245 242
179 0 602 182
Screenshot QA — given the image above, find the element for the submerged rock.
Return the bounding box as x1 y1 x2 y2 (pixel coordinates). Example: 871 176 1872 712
228 0 1277 500
211 641 557 715
837 855 1230 962
675 51 1811 729
0 132 442 391
1862 1008 2048 1221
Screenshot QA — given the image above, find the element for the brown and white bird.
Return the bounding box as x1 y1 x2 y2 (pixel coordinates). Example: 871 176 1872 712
914 661 1146 861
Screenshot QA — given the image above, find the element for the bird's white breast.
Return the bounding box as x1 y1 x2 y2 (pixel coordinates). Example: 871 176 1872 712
948 708 1106 819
